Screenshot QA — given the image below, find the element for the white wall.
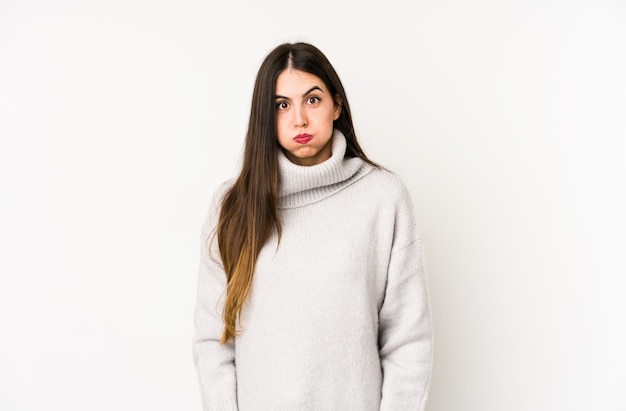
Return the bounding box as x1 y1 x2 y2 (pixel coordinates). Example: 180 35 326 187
1 0 624 410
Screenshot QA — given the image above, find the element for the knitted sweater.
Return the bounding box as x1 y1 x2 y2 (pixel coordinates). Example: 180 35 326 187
193 131 433 411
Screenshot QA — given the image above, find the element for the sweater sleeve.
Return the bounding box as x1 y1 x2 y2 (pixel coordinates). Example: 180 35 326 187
192 184 238 411
378 186 433 411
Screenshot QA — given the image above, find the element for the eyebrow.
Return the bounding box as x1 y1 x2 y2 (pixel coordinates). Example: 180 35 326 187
275 85 324 100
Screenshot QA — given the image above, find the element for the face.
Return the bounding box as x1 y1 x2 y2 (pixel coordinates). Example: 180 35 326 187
275 68 341 166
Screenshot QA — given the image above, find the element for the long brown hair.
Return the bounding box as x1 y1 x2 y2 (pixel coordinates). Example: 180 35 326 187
216 42 377 344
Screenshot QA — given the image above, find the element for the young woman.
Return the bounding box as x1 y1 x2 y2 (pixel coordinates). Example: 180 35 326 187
193 42 433 410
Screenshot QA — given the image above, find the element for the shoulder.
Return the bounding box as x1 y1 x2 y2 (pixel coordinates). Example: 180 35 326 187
208 178 236 212
362 167 422 245
201 178 235 234
360 167 414 206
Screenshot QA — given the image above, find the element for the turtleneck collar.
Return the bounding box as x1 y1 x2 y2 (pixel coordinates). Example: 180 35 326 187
278 129 373 209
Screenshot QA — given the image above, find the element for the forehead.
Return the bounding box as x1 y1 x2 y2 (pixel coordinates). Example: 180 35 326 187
275 69 327 94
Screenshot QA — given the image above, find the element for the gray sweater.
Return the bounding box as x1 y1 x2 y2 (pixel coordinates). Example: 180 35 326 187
193 131 432 410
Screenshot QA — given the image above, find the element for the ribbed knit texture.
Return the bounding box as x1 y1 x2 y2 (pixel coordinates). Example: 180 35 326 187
193 131 432 411
278 130 373 208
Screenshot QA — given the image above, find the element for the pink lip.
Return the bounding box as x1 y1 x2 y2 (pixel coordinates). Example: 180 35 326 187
293 134 312 144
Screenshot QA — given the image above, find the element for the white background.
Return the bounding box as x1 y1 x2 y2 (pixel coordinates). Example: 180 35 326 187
1 0 625 410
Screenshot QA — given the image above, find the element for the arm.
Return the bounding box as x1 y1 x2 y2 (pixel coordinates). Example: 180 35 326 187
378 191 433 411
192 185 238 411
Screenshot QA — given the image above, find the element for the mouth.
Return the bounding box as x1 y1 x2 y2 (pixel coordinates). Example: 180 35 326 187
293 134 313 144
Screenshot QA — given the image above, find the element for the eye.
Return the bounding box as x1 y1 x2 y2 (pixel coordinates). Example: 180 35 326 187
276 101 289 111
306 96 321 105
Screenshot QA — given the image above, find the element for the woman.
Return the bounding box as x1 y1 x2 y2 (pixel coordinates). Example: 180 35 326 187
193 42 432 410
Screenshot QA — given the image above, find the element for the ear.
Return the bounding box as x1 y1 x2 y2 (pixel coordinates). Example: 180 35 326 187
333 94 342 120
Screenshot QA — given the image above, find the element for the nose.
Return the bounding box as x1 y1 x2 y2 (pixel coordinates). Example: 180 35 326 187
294 106 307 128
